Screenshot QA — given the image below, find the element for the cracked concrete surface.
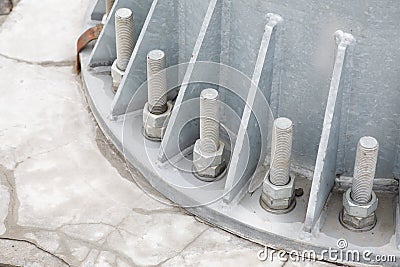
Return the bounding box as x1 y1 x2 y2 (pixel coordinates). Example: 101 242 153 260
0 0 339 266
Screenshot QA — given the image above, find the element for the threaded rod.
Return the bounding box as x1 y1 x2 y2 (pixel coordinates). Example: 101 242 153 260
351 136 379 204
270 117 293 186
199 89 220 153
115 8 134 71
147 50 167 115
106 0 115 17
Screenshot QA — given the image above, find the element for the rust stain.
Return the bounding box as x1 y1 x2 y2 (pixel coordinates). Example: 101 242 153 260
75 23 104 73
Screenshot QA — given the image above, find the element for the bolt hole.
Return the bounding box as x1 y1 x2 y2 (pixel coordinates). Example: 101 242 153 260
295 188 304 197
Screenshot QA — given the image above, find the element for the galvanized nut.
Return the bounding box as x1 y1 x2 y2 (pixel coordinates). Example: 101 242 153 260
193 139 225 173
111 60 125 91
341 209 376 232
193 142 225 180
260 175 295 214
260 194 295 211
260 174 295 211
143 101 172 140
343 188 378 218
262 174 295 201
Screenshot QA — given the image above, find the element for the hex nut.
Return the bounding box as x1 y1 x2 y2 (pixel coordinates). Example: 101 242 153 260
143 101 173 140
342 189 378 218
260 193 295 211
195 163 226 180
193 140 225 178
260 174 295 211
340 209 377 231
262 174 295 200
111 60 125 91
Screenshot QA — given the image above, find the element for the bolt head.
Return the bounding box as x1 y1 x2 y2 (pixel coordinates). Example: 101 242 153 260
342 189 378 218
262 174 295 200
193 140 225 178
111 60 125 90
143 101 172 140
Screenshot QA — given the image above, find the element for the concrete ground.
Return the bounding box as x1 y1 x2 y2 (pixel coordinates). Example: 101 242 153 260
0 0 340 266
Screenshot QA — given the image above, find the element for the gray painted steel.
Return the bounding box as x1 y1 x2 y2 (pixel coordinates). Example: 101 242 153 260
304 31 355 232
80 0 400 265
90 0 105 21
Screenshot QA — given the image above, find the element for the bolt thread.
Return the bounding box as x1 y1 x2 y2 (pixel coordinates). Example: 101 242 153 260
115 8 134 71
199 89 220 153
147 50 167 115
106 0 115 16
270 118 293 186
351 136 379 204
